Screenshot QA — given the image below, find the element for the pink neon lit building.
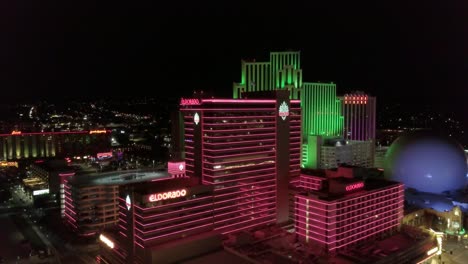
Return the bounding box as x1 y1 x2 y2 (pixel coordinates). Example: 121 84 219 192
341 92 376 141
99 178 219 264
180 91 301 231
293 170 404 253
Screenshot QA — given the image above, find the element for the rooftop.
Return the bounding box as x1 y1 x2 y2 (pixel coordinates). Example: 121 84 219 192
66 167 171 187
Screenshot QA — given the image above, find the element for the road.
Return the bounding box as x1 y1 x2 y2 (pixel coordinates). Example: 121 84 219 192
0 184 98 263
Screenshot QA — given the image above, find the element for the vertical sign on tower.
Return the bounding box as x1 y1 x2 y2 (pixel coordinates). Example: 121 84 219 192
279 101 289 121
194 113 200 125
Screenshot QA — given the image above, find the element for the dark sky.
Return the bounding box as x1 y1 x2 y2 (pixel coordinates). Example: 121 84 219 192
0 1 467 115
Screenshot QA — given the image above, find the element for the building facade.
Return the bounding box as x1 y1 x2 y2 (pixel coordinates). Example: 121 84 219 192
99 178 219 264
0 130 111 160
294 171 404 253
341 92 376 141
233 51 302 99
180 92 301 230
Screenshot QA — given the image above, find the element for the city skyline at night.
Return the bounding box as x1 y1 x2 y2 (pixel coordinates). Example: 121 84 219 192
0 2 467 263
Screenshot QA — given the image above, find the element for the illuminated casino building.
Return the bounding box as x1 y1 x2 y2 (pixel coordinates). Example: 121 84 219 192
0 129 111 160
180 91 301 228
340 92 376 141
99 178 222 264
292 168 404 253
63 168 171 236
232 51 302 99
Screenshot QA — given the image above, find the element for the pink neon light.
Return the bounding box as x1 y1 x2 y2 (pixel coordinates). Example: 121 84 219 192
0 130 97 137
180 98 201 106
59 172 75 177
11 131 21 135
202 99 277 104
214 213 275 231
220 218 276 235
345 182 365 192
134 222 213 242
148 189 187 202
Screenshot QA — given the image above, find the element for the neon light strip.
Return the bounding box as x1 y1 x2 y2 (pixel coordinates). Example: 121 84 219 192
295 208 402 234
135 215 213 234
0 131 93 136
220 219 275 235
202 99 277 103
130 196 211 211
203 133 276 139
203 144 275 153
134 222 213 242
203 127 275 133
136 209 213 227
203 150 275 159
214 179 275 192
214 213 275 231
296 191 402 215
133 204 212 219
205 173 275 184
202 121 276 127
296 223 400 251
203 115 275 120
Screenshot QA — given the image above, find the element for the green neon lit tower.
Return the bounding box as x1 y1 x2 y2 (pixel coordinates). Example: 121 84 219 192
233 51 302 99
301 82 344 169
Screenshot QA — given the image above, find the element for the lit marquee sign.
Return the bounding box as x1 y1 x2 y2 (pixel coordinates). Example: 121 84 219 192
278 101 289 121
148 189 187 202
97 152 113 159
11 130 22 135
194 113 200 125
125 194 132 211
168 161 186 174
89 129 108 134
99 234 115 249
33 189 50 196
345 182 365 192
180 98 201 106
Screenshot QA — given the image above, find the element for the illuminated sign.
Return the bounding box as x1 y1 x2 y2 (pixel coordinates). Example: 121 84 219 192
278 101 289 121
345 182 364 192
89 129 107 134
148 189 187 202
180 98 201 106
194 113 200 125
97 152 113 159
125 195 131 211
33 189 50 196
11 131 22 135
168 161 186 174
99 234 115 249
0 161 18 168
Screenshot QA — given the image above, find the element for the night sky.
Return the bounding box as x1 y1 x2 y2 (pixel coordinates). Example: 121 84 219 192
1 1 467 116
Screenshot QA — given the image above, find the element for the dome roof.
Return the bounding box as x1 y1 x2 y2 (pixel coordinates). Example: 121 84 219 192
384 130 467 194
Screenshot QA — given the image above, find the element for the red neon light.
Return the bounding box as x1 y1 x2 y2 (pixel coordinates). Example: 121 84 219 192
147 189 187 203
89 129 108 134
345 182 365 192
11 130 21 135
180 98 201 105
